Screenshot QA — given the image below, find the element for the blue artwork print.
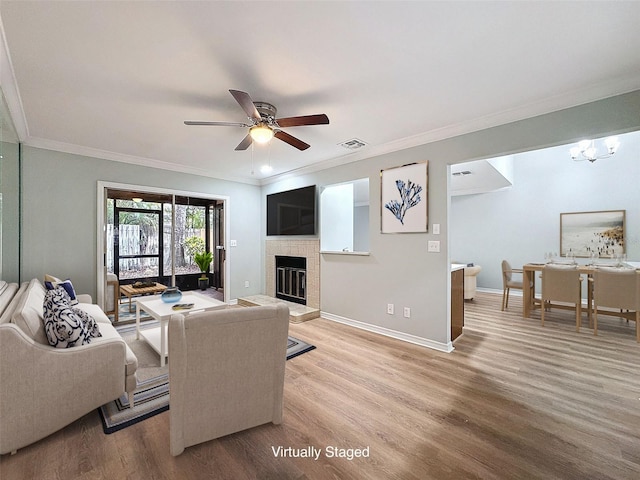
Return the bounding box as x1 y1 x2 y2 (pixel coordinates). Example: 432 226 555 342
385 179 422 225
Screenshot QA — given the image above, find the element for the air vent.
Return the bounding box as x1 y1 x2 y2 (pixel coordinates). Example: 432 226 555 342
452 170 472 176
339 138 368 150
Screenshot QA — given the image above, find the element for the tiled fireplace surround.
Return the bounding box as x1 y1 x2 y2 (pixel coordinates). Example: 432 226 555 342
265 239 320 309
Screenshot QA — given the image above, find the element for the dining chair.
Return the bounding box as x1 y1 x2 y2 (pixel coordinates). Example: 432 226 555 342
592 268 639 342
540 264 583 330
501 260 532 311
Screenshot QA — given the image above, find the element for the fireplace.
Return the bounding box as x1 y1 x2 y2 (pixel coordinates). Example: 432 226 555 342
266 239 319 310
275 256 307 305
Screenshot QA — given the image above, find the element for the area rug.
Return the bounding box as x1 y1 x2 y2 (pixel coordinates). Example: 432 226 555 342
107 299 153 324
98 322 315 434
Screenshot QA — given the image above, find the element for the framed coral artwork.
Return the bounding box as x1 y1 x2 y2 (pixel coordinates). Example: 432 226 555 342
380 161 428 233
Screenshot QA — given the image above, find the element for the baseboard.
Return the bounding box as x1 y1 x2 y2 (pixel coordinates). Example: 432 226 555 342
477 287 511 295
320 311 454 353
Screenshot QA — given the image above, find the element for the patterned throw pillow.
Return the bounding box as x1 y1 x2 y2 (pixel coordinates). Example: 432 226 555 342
44 278 79 306
43 287 101 348
72 306 102 339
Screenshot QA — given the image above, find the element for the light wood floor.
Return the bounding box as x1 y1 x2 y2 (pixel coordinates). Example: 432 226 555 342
2 292 639 479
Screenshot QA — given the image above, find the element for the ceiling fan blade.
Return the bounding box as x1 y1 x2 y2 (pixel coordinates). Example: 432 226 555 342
184 121 248 127
229 89 261 121
276 114 329 127
234 133 253 151
274 130 310 151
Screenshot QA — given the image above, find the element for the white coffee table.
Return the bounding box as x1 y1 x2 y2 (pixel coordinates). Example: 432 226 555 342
135 291 226 366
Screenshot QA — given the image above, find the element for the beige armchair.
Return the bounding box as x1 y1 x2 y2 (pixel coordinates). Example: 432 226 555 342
541 265 583 331
168 304 289 456
592 268 639 342
463 265 482 300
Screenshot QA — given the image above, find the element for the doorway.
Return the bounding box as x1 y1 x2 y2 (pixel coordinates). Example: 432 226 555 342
96 182 229 311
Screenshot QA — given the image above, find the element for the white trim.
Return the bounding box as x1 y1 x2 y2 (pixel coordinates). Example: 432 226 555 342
477 286 507 296
321 311 454 353
261 77 640 186
0 15 28 140
27 137 260 186
96 181 231 310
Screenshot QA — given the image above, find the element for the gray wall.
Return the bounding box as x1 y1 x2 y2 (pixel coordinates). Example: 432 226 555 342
451 129 640 292
1 141 20 283
11 90 640 349
264 90 640 348
19 146 263 300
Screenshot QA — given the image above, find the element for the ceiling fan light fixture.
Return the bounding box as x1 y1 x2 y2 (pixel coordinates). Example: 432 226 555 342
250 124 274 144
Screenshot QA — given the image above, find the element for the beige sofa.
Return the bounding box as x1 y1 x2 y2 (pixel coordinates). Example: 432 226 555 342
0 278 138 455
169 303 289 456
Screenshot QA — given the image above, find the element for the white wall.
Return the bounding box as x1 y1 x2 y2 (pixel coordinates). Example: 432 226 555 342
451 129 640 292
320 183 354 252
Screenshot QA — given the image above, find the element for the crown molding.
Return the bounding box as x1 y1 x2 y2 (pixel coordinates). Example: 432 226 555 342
23 136 261 186
0 14 28 141
3 2 638 190
261 77 640 185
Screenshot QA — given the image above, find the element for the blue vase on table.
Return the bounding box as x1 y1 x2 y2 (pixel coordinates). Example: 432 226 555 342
161 287 182 303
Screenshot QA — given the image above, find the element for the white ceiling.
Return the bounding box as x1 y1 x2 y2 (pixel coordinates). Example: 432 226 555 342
2 1 640 185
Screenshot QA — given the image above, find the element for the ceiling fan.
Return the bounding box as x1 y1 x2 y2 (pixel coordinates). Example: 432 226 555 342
184 89 329 151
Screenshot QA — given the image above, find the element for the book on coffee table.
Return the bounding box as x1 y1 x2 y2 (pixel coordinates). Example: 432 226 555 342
171 303 194 311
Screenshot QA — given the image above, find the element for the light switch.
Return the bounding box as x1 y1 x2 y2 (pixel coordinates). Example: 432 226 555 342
229 240 237 247
427 240 440 252
433 223 440 234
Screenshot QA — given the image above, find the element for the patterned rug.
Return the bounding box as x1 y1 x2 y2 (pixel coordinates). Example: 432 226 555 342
98 321 315 433
108 299 153 324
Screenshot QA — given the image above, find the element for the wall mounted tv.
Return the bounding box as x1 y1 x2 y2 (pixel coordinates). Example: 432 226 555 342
267 185 316 236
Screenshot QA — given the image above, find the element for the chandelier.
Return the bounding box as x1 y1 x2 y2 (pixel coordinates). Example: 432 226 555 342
570 136 620 162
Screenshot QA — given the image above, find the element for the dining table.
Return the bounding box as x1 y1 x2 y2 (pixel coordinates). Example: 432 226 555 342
522 262 640 320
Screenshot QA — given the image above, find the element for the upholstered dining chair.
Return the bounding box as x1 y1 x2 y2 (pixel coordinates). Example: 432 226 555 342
501 260 532 311
540 264 583 331
592 268 639 342
168 303 289 456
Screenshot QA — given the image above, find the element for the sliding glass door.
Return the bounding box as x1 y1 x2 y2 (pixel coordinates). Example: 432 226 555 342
114 204 163 281
104 188 226 293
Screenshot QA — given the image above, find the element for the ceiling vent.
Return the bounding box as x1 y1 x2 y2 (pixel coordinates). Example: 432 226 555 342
339 138 368 150
452 170 472 176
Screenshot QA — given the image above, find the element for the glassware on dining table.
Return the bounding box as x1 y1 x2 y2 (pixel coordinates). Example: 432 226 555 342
617 253 628 268
589 251 598 266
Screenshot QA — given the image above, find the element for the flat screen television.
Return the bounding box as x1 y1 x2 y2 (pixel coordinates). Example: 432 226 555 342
266 185 316 236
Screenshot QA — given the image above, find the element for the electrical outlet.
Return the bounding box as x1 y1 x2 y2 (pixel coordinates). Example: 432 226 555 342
244 281 249 288
427 240 440 253
404 307 411 318
387 303 394 315
230 239 237 247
